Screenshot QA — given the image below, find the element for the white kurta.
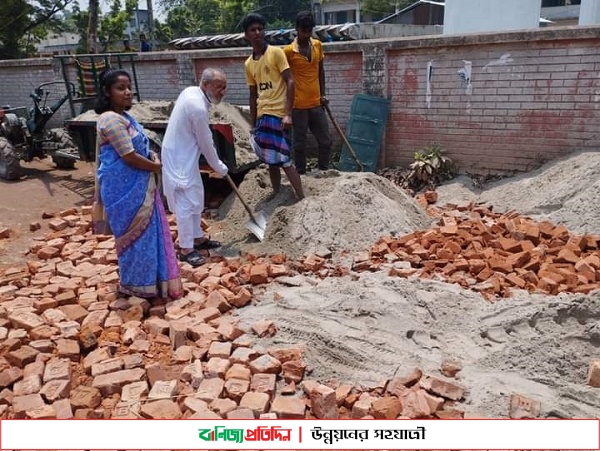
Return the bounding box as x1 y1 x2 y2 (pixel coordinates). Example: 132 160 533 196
161 86 228 220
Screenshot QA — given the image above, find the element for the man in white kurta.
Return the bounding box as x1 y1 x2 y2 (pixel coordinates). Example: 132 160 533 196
161 68 229 267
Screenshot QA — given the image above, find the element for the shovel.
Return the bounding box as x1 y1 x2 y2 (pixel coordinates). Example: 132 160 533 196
225 174 267 241
324 103 364 172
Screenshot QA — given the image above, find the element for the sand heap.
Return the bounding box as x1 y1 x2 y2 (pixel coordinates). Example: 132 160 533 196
210 103 257 169
436 151 600 235
230 151 600 419
214 169 433 259
72 100 173 123
72 100 258 169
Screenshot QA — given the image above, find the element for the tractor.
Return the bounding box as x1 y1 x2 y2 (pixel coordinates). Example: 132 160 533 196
0 81 80 180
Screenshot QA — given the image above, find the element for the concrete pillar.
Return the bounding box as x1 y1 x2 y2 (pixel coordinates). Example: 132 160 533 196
444 0 541 35
579 0 600 25
362 43 386 97
176 53 195 89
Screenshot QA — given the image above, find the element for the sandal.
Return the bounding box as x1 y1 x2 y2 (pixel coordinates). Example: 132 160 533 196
179 250 206 267
194 239 222 250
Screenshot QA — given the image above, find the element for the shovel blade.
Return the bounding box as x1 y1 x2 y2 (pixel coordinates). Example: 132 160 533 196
244 210 268 241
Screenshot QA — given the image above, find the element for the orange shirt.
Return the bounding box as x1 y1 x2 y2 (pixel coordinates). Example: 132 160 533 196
283 38 324 109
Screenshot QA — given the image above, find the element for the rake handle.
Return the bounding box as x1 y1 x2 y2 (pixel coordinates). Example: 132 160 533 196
225 174 259 225
324 104 364 172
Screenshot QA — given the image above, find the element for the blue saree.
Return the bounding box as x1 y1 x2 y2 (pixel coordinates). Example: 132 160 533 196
96 111 183 299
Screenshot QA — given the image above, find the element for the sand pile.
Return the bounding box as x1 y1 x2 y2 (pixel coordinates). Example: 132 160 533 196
228 150 600 419
236 271 600 418
210 103 257 169
436 151 600 235
72 100 258 169
72 100 173 123
214 169 433 259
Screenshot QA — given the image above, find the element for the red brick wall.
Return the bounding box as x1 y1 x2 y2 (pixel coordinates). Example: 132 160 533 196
3 26 599 173
384 39 600 172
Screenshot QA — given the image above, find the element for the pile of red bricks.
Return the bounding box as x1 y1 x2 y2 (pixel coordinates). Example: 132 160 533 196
0 207 469 420
352 201 600 300
1 201 598 421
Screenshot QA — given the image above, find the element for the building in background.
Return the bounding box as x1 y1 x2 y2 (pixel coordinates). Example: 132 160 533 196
319 0 583 27
320 0 361 25
36 32 79 56
541 0 581 26
125 8 150 40
377 0 444 25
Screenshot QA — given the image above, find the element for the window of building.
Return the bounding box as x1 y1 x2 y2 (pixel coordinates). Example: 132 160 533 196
324 9 357 24
542 0 581 7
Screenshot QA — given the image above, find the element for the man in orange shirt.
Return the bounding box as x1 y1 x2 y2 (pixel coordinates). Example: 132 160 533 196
284 11 332 174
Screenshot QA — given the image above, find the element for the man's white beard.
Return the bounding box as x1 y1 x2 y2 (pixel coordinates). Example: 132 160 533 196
207 90 222 105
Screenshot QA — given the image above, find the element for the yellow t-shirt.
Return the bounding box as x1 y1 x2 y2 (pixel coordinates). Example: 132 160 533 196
245 45 290 119
283 38 324 109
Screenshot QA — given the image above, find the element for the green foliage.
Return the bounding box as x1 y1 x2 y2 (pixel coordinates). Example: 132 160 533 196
161 0 309 38
152 20 174 43
164 0 221 38
64 5 90 53
221 0 256 33
267 18 294 30
98 0 137 51
0 0 75 59
405 145 457 191
255 0 310 25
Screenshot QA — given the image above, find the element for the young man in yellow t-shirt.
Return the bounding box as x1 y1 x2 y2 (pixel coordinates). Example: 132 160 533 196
283 11 332 174
242 13 304 201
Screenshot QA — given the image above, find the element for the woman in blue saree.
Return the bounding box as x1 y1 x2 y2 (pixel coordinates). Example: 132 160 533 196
94 69 183 300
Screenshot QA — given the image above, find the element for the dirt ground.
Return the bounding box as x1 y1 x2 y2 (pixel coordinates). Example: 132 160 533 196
0 159 95 268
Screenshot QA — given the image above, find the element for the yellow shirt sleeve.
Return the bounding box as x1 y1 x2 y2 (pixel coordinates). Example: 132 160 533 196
271 46 290 74
244 56 256 86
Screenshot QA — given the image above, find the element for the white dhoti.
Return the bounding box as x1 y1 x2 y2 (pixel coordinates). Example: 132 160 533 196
163 179 205 250
160 86 228 251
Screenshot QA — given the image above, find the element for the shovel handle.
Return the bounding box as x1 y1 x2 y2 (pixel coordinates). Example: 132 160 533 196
225 174 259 224
324 104 364 172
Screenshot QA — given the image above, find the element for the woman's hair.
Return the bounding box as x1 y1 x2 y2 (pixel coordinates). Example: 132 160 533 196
241 13 266 32
94 68 131 114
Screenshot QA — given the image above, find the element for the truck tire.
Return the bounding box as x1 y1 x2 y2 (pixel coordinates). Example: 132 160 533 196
48 128 78 169
0 137 21 180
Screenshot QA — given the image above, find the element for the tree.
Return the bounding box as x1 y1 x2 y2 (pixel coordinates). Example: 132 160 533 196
165 0 221 38
255 0 311 26
0 0 76 59
159 0 313 39
87 0 100 52
147 0 155 37
221 0 256 33
65 4 92 53
98 0 136 51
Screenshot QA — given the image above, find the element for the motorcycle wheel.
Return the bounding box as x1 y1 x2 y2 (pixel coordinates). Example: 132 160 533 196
0 137 21 180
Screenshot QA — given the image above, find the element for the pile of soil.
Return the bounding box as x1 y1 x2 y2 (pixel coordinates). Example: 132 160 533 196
213 169 433 260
